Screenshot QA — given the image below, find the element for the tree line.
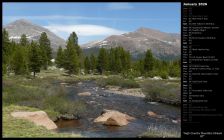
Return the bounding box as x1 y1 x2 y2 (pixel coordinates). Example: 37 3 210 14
3 29 52 77
55 33 180 79
3 29 180 78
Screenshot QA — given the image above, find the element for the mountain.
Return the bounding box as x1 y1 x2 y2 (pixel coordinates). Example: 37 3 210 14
3 19 66 50
3 19 180 60
81 27 180 60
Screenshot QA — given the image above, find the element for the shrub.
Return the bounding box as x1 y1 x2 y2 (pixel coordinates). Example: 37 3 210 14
159 71 168 79
169 65 180 77
141 80 180 105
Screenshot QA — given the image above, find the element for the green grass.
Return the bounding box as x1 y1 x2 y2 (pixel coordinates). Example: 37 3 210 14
96 75 140 88
2 72 85 137
3 75 87 120
139 125 180 138
3 105 81 138
141 79 180 105
37 69 104 81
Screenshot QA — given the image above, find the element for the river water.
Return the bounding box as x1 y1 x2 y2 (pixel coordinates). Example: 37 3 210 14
54 80 180 138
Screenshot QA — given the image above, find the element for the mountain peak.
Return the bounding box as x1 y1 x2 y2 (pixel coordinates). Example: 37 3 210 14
137 27 148 31
4 19 66 50
11 19 34 25
136 27 161 34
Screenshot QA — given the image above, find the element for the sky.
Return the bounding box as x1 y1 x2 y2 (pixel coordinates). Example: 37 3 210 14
3 2 180 45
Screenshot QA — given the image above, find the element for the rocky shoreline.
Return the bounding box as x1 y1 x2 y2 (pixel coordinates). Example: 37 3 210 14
104 85 145 98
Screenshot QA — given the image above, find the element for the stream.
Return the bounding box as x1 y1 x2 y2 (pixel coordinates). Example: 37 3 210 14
54 80 181 138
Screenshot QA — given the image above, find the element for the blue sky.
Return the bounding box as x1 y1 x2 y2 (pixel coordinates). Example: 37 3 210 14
3 2 180 44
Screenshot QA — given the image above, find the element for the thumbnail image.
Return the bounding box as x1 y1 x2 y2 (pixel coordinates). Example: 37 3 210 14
3 2 181 138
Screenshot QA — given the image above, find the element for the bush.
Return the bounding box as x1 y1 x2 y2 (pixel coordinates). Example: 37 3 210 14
159 71 168 79
141 80 180 105
169 65 180 77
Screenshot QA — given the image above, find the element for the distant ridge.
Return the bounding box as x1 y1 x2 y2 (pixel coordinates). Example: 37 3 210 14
4 19 66 50
81 27 180 59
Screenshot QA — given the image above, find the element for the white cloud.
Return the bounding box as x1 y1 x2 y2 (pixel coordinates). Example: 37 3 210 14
44 24 126 37
107 3 134 10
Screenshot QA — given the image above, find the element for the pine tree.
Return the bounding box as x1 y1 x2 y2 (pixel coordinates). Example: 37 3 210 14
114 48 122 73
119 47 131 71
90 54 97 72
12 45 28 75
168 59 180 77
55 46 64 68
108 48 116 72
125 51 131 70
3 29 11 64
84 56 91 74
3 29 18 75
28 41 42 78
68 32 78 46
144 49 154 72
39 32 52 69
67 32 82 70
63 44 79 74
67 32 82 56
134 59 144 75
97 48 108 74
3 29 9 41
20 34 29 47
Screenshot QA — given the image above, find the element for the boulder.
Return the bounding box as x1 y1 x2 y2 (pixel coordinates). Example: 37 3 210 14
104 116 129 126
78 92 91 96
147 111 157 117
47 66 57 70
77 82 82 85
147 101 159 105
135 76 143 80
151 76 162 80
88 101 96 104
59 68 64 71
11 111 57 130
147 111 166 119
172 118 181 124
172 119 178 124
94 109 135 126
60 82 68 85
50 59 55 63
